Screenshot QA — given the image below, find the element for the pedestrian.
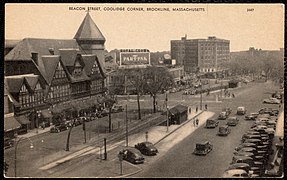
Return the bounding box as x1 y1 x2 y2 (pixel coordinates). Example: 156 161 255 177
193 119 196 127
196 106 198 113
279 104 281 109
196 118 199 126
232 93 235 98
205 104 207 110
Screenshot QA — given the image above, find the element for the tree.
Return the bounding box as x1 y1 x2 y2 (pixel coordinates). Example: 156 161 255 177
104 94 116 133
144 66 174 113
122 68 146 120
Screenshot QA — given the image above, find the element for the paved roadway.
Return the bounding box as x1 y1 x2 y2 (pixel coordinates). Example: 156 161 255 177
133 81 280 177
4 81 280 177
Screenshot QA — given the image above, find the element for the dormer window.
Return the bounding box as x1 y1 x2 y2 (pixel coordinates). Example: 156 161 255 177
73 60 83 76
91 61 99 75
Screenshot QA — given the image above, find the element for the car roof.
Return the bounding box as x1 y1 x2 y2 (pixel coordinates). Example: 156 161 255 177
224 169 248 175
197 141 210 145
233 155 253 160
229 163 250 168
237 106 245 109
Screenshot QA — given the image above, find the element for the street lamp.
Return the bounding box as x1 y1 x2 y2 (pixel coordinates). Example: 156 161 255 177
14 137 34 177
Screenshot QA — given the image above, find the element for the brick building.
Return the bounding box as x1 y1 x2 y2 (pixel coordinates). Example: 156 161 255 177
171 36 230 77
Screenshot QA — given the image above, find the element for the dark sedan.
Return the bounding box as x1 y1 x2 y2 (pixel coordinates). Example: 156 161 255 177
120 148 145 164
135 142 158 156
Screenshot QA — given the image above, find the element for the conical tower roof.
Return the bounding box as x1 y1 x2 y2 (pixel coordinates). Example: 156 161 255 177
74 13 105 41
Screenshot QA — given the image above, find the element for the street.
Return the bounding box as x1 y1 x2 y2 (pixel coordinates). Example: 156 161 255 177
133 81 280 177
4 81 281 177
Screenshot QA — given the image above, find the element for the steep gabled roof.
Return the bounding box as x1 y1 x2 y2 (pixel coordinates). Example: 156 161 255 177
5 76 25 93
5 38 80 61
39 55 60 85
74 13 106 41
59 49 79 67
82 55 96 76
24 75 39 90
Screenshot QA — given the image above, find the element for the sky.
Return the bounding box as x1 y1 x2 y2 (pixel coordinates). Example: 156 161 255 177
5 3 284 52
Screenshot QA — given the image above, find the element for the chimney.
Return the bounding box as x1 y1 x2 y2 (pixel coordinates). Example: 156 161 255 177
31 52 39 65
48 48 55 55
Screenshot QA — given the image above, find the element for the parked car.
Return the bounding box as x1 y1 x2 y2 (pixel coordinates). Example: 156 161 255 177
74 118 82 126
4 137 14 149
222 107 232 116
258 108 276 116
243 138 262 146
241 134 261 142
234 147 257 156
50 124 68 133
223 169 250 178
226 117 239 126
135 142 158 156
227 163 251 174
272 92 282 99
234 143 257 151
245 114 257 120
120 148 145 164
237 106 246 115
217 125 231 136
263 97 280 104
112 105 124 113
193 141 213 155
205 119 219 128
218 112 228 120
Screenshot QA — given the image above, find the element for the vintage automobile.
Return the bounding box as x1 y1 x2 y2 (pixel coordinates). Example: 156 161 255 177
193 141 213 155
237 106 246 115
222 169 250 178
234 147 257 156
218 112 228 120
222 107 232 116
111 105 124 113
226 117 239 126
50 123 69 133
241 134 261 142
119 147 145 164
205 119 219 128
245 113 257 120
134 142 158 156
234 143 257 151
227 163 251 175
263 97 280 104
217 125 231 136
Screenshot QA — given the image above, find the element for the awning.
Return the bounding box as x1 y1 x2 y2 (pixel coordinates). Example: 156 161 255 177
41 109 53 118
16 115 31 125
4 116 21 132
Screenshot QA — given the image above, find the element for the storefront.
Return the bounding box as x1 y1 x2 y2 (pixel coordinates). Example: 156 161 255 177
4 114 21 138
15 115 31 135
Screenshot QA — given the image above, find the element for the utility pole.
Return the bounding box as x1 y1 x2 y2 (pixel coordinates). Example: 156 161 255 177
166 92 169 132
200 79 203 110
125 104 128 147
220 79 222 99
104 138 107 160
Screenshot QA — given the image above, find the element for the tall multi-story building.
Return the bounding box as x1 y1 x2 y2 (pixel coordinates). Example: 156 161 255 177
171 36 230 76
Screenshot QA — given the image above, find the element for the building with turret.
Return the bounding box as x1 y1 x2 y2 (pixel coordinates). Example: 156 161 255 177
4 13 107 135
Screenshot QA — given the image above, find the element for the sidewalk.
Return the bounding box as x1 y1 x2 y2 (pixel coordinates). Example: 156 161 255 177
40 110 214 177
18 126 52 139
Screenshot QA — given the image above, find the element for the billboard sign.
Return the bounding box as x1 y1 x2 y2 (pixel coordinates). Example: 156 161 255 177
120 49 150 66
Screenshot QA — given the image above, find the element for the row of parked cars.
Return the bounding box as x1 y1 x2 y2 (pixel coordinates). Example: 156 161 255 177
118 141 159 164
223 106 279 178
50 105 125 133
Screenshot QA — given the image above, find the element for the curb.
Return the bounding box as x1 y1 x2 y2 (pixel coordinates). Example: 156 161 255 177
154 111 205 145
